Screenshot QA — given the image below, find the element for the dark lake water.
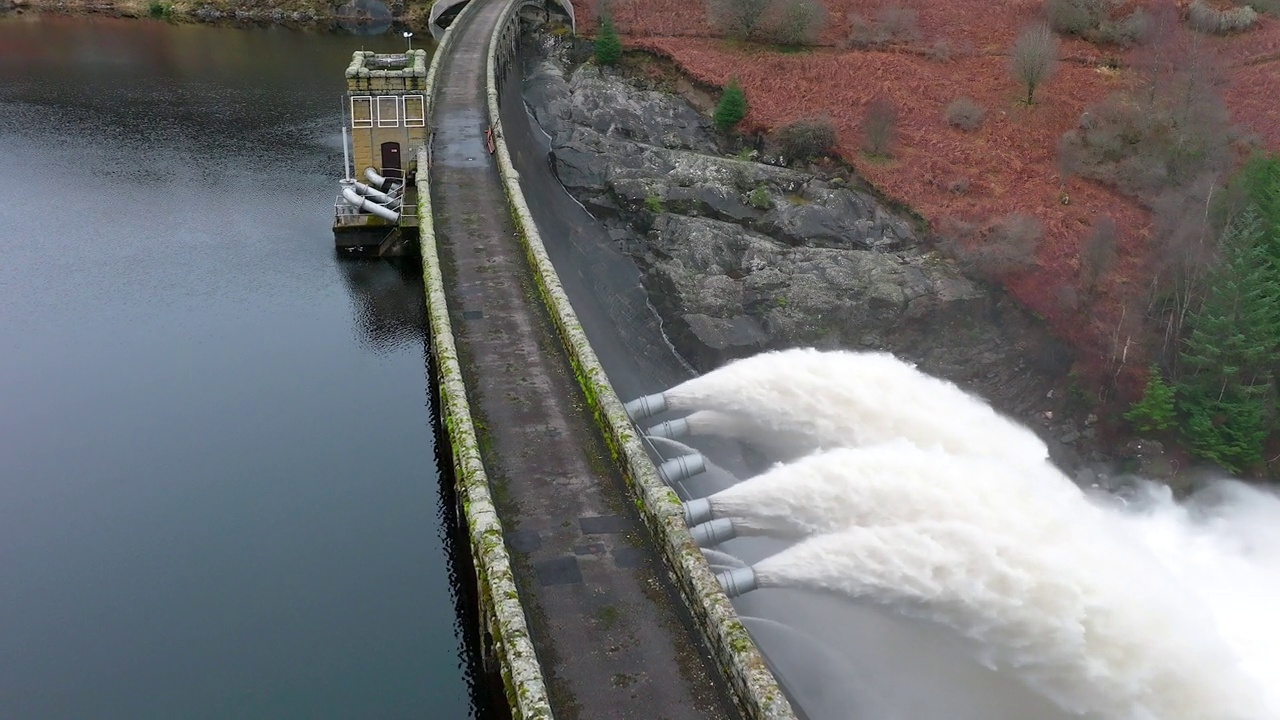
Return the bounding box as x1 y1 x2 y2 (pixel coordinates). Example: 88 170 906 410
0 15 480 719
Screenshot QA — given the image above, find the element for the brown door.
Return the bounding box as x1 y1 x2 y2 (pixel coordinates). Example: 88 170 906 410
380 142 402 182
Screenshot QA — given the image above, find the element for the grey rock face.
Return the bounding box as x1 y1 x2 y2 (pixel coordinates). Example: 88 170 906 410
528 63 717 153
523 43 1076 425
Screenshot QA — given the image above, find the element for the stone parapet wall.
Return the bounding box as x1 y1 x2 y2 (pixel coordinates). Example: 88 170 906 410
482 4 796 718
418 3 554 718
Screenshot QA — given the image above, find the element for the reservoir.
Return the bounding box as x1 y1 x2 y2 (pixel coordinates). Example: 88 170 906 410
0 15 480 719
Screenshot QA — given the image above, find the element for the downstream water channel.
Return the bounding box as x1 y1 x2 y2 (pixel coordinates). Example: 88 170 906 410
0 16 483 718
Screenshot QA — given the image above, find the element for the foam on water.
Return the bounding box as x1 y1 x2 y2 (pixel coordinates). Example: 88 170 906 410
663 348 1048 465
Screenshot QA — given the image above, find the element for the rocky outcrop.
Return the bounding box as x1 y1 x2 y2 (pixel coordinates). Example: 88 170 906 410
523 44 1101 464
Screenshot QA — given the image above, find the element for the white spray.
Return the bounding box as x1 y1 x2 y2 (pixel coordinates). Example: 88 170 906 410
662 348 1048 465
1122 480 1280 710
753 518 1271 720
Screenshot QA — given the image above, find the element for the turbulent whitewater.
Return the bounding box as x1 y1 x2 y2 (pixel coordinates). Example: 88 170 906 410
660 348 1280 720
753 513 1272 720
661 348 1048 465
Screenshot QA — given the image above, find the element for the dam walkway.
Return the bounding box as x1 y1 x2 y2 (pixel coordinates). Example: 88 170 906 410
426 1 738 717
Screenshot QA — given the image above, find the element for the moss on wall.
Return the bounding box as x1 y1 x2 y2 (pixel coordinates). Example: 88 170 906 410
418 5 554 718
482 3 795 718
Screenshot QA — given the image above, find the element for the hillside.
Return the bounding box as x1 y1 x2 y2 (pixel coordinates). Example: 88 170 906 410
577 0 1280 404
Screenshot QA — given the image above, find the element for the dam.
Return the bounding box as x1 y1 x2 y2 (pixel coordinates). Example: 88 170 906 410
337 2 1280 718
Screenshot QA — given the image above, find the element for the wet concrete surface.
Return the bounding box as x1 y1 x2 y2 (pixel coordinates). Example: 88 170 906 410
428 3 737 718
498 51 692 402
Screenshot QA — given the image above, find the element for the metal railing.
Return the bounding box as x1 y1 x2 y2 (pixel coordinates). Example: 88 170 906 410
333 189 419 226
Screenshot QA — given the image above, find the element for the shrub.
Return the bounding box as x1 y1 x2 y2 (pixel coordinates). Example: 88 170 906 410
594 16 622 65
714 78 748 131
846 4 918 48
875 4 919 39
927 38 952 62
1045 0 1106 36
941 213 1043 280
1240 0 1280 16
1010 23 1058 105
1059 78 1231 200
761 0 827 46
148 0 173 17
773 117 837 162
861 96 896 158
1187 0 1258 34
1045 0 1149 45
645 194 664 213
1125 366 1177 432
1105 8 1152 44
748 185 773 209
707 0 772 39
944 97 985 131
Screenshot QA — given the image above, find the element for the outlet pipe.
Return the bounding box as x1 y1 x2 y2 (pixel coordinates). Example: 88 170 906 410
624 392 668 421
349 180 401 209
647 418 690 440
657 454 705 486
684 497 713 526
364 166 401 193
341 186 400 222
717 566 759 598
690 518 736 547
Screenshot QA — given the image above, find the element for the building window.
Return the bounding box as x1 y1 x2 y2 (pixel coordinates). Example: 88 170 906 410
350 96 373 128
402 95 426 128
377 96 399 127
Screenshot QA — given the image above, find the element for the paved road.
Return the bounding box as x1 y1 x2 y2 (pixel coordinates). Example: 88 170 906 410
428 3 738 717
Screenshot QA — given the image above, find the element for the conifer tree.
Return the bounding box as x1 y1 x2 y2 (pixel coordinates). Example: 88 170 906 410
714 78 748 131
594 16 622 66
1125 366 1176 432
1176 208 1280 471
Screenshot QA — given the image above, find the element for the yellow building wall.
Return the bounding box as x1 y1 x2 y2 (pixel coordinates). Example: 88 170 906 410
349 99 428 176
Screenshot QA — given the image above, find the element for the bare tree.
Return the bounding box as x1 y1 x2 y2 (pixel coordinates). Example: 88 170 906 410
862 96 897 157
944 97 985 131
1147 176 1224 357
772 117 837 162
1009 23 1058 105
1079 215 1118 297
761 0 827 46
706 0 771 39
846 4 918 48
1187 0 1258 35
1062 4 1231 200
939 213 1043 281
